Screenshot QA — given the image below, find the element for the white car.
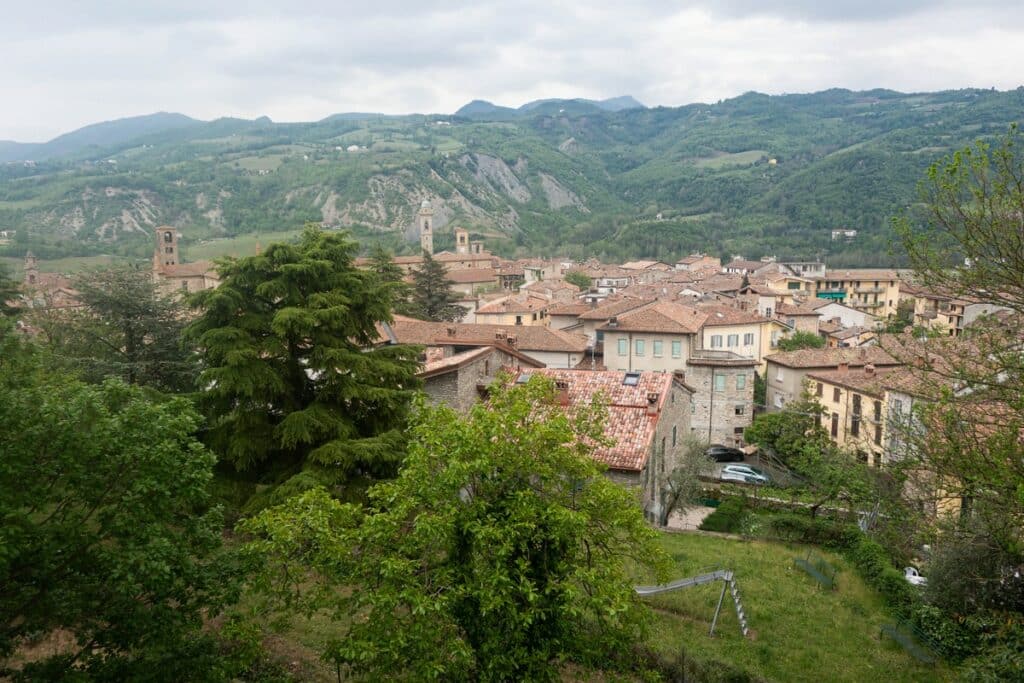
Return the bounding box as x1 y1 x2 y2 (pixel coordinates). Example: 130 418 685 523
721 464 771 485
904 566 927 587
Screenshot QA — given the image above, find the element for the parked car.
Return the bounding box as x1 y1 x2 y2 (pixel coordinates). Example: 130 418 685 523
721 464 771 485
904 566 928 587
706 445 745 462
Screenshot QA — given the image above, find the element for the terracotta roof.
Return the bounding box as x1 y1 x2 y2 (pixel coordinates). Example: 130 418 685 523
697 304 767 326
419 345 543 379
446 268 497 284
475 293 549 314
390 317 589 353
521 280 580 294
776 302 822 317
765 346 900 369
600 300 706 334
806 366 898 397
576 297 651 321
516 368 673 471
821 269 900 281
160 260 218 278
436 252 494 264
620 260 670 270
548 302 593 316
725 259 765 271
819 320 842 334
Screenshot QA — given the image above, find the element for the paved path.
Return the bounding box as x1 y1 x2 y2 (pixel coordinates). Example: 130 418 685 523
665 505 716 531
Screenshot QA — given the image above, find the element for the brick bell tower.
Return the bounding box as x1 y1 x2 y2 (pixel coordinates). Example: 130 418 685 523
154 226 179 270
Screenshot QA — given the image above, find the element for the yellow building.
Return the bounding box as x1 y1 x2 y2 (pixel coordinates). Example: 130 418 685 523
806 363 895 466
813 269 902 318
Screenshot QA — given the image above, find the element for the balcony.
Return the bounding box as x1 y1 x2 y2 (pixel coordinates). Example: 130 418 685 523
855 287 885 294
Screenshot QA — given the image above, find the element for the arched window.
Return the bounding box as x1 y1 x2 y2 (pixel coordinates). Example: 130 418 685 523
163 231 174 243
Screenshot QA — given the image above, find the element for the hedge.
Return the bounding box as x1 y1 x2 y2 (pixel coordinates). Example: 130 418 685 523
699 498 747 533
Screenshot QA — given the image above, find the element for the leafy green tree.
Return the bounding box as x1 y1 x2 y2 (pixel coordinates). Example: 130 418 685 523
186 226 422 487
408 250 464 322
40 265 197 392
563 270 592 290
776 330 825 352
0 263 20 318
659 435 712 526
240 376 669 681
0 339 237 680
882 298 915 333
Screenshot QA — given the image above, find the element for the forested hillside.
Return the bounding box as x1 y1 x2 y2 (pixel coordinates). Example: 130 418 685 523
1 88 1021 265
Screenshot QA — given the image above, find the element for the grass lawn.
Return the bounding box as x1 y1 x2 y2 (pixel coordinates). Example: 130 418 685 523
185 230 304 261
693 150 767 169
644 533 948 682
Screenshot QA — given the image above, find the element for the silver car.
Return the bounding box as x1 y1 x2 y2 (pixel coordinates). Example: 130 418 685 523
721 464 771 485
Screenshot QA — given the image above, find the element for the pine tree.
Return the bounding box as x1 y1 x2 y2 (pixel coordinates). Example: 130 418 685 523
368 243 411 315
408 250 464 322
186 226 422 486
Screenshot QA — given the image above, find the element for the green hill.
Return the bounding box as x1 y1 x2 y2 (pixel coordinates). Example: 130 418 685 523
1 87 1021 264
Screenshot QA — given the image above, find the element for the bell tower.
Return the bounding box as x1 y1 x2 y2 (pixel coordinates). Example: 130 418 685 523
417 199 434 255
155 226 179 269
23 251 39 286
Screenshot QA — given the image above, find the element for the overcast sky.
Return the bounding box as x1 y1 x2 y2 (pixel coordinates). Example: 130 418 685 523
3 1 1021 141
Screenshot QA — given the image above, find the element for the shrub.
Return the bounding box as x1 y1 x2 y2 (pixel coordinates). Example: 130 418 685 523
844 533 917 612
762 512 850 547
700 498 747 533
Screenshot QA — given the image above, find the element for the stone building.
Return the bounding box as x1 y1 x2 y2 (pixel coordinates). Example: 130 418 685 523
151 227 219 293
417 199 434 255
514 368 694 525
419 343 543 413
764 346 900 411
684 350 758 446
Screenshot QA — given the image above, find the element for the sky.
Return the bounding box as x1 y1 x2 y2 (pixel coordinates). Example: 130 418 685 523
3 0 1022 141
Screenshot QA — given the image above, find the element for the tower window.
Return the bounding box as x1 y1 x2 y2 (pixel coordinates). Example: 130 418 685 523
163 231 173 243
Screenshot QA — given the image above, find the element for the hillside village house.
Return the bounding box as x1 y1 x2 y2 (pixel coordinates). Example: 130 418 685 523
575 297 653 348
675 253 722 272
600 301 707 373
685 351 758 446
806 363 894 467
765 346 901 410
699 306 766 363
808 299 879 329
775 301 821 334
547 302 593 331
417 343 544 413
515 368 694 525
812 269 902 318
473 293 551 326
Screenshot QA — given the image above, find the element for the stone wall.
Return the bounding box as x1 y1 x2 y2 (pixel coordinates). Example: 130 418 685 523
686 362 755 446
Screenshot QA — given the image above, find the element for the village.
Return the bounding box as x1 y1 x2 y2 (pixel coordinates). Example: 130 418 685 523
13 198 1003 531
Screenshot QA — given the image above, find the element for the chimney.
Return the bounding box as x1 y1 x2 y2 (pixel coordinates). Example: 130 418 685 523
838 362 849 374
555 379 570 405
446 327 457 337
646 392 660 415
858 347 867 361
495 330 507 341
864 363 875 376
506 335 517 347
608 316 618 328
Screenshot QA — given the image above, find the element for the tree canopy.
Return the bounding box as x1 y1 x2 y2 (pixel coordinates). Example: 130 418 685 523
186 226 422 486
241 376 669 681
776 330 825 352
0 336 235 679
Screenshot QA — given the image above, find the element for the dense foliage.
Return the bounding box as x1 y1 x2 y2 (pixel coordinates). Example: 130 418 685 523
407 250 464 322
186 226 421 488
776 330 825 351
0 328 237 680
240 376 669 681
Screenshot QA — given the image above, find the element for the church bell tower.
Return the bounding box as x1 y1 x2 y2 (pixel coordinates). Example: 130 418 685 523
417 199 434 255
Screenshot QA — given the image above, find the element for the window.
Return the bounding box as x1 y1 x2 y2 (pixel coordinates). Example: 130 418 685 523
617 338 627 356
851 394 861 437
671 340 682 358
672 425 677 447
515 315 522 325
816 382 823 397
775 366 784 382
653 340 663 357
735 405 745 416
770 331 779 347
892 398 903 414
831 413 839 438
833 387 841 402
714 373 726 392
711 335 723 348
635 339 645 356
873 400 882 446
788 281 801 290
727 334 739 347
736 374 747 390
743 332 754 345
765 307 773 318
774 394 785 408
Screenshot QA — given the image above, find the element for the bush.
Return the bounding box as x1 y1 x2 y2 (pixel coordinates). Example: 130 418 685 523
844 533 917 612
700 498 747 533
761 512 850 547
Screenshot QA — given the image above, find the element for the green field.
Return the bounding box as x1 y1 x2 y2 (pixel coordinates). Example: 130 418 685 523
185 229 304 261
644 533 946 682
0 254 122 278
693 150 768 169
231 529 944 682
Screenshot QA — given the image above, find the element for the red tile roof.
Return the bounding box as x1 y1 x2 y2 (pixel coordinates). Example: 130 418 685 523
765 346 900 369
390 317 588 353
599 300 706 334
446 268 497 284
697 304 767 326
516 368 672 471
